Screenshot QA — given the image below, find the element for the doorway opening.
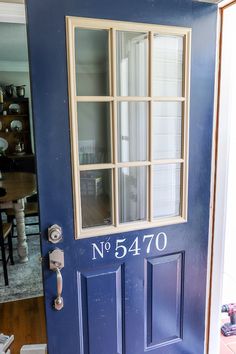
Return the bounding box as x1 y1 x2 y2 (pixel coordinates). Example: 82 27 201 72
0 2 47 353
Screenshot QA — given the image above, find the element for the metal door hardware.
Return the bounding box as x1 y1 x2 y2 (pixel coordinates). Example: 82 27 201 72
49 249 64 310
48 224 63 243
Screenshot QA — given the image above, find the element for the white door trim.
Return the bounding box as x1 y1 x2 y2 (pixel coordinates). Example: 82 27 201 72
205 6 222 353
0 2 25 23
206 2 236 353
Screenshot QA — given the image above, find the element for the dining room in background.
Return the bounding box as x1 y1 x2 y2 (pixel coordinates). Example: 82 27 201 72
0 20 43 305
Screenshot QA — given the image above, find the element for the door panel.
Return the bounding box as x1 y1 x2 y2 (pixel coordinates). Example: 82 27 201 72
26 1 218 353
145 253 184 350
78 264 123 354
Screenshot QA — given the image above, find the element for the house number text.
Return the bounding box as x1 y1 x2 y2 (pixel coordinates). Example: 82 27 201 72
92 232 167 260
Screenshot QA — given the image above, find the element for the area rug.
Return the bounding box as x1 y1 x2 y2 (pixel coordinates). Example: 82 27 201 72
0 220 43 303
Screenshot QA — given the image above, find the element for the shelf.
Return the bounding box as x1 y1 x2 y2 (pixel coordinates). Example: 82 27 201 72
7 153 35 159
0 98 32 155
0 114 28 118
0 130 30 134
3 97 29 103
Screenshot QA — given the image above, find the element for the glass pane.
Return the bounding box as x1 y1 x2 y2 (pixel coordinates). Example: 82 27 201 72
80 169 112 228
119 166 147 223
77 102 111 165
117 31 148 96
75 28 109 96
153 102 182 159
153 164 181 219
117 102 148 162
153 35 183 97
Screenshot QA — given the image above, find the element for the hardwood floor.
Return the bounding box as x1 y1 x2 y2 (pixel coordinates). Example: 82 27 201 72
0 296 47 354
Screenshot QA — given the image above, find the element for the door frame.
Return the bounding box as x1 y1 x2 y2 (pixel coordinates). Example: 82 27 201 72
206 1 236 353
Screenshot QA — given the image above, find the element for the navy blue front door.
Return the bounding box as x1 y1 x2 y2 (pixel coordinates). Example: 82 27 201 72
26 1 217 353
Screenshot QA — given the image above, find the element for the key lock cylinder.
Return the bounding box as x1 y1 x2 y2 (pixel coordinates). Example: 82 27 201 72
48 225 64 310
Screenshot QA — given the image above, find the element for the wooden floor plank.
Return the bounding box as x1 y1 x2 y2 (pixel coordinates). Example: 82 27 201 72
0 297 47 354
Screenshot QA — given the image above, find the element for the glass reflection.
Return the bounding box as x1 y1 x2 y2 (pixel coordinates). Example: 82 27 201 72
153 164 181 219
75 28 109 96
117 31 148 96
153 102 182 159
153 35 183 97
117 102 147 162
77 102 111 165
80 169 112 228
119 166 147 223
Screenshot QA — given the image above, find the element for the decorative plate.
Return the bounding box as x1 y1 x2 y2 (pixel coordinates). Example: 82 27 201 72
10 119 23 132
0 137 8 152
8 103 21 114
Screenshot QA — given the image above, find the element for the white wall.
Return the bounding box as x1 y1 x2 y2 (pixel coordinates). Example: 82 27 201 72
220 4 236 305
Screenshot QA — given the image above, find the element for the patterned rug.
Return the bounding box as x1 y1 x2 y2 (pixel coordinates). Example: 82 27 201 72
0 220 43 303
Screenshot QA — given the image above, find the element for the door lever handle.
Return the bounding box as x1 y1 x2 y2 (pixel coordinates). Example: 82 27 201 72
49 249 64 311
54 267 64 310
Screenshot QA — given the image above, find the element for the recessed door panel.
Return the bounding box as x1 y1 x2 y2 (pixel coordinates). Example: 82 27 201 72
145 253 184 349
77 264 123 354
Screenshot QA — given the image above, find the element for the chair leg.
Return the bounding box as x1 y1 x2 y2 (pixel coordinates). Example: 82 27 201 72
7 215 16 238
0 235 9 286
8 230 14 265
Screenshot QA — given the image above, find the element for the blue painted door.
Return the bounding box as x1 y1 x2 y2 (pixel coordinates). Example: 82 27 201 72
26 1 217 353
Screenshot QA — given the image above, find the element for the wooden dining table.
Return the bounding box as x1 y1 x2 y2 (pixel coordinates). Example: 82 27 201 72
0 172 37 263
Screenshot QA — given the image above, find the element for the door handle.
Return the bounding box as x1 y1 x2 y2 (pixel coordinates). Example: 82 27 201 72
49 249 64 311
54 267 64 310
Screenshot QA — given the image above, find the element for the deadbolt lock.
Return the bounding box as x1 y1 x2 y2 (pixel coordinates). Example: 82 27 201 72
48 224 63 244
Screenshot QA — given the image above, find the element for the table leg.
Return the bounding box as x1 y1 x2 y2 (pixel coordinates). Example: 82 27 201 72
14 199 28 263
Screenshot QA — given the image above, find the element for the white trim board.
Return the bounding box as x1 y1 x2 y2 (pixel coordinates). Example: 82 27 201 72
207 2 236 352
0 2 25 23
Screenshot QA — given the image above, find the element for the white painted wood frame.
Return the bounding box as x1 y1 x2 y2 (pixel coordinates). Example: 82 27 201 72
66 16 191 239
206 1 236 353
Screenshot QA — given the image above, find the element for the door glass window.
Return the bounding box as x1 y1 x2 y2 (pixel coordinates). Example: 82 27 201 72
80 169 112 228
153 35 184 97
119 166 147 223
116 31 148 96
75 28 110 96
153 164 181 219
67 17 190 237
117 101 148 162
77 102 111 164
153 102 182 160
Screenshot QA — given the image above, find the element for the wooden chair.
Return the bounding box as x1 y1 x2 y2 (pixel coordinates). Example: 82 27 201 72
6 201 39 237
0 212 14 286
